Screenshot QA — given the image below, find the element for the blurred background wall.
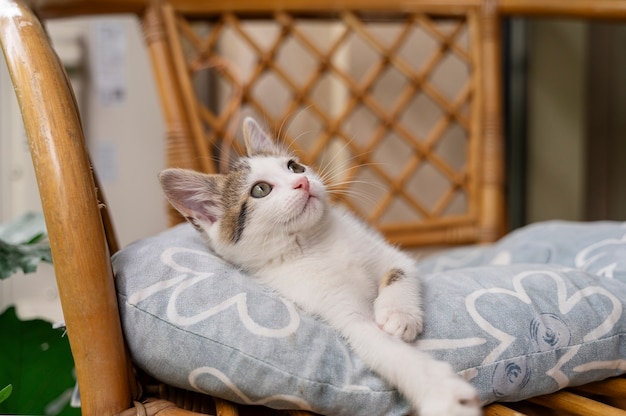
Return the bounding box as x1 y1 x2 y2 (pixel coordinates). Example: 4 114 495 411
0 14 624 322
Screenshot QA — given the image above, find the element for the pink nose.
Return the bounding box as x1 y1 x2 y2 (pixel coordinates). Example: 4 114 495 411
293 176 310 193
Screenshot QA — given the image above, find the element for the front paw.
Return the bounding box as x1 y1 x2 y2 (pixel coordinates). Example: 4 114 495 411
375 307 423 342
419 363 482 416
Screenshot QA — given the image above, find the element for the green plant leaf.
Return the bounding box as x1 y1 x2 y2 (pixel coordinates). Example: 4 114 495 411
0 307 79 415
0 384 12 404
0 212 51 279
0 240 52 279
0 212 47 244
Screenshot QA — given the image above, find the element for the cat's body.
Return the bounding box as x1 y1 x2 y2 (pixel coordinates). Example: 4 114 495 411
160 118 481 416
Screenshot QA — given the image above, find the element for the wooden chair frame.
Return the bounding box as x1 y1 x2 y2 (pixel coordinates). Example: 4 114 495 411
2 0 626 415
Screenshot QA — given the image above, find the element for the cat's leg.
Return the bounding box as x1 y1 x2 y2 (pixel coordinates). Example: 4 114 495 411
374 261 424 342
330 310 481 416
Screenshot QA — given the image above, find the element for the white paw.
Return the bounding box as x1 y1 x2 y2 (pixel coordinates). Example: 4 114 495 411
375 307 423 342
419 363 482 416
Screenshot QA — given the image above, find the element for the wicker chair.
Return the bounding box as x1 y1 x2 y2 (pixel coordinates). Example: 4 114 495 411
2 0 626 415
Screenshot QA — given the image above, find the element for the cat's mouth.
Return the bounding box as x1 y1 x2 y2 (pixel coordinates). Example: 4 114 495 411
298 189 319 216
292 178 325 221
301 192 314 210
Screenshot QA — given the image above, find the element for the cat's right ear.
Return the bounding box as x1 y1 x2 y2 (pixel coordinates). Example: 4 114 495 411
243 117 277 156
159 168 223 229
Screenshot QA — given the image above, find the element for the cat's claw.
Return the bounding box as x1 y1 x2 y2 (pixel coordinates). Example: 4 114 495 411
375 308 423 342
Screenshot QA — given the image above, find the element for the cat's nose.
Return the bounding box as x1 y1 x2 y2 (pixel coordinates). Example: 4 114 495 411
293 176 310 193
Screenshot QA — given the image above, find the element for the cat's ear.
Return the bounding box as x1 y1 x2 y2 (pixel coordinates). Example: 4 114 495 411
243 117 277 156
159 168 224 229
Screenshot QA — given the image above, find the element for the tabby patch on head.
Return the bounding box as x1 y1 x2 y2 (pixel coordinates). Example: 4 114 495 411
158 161 253 246
219 160 252 244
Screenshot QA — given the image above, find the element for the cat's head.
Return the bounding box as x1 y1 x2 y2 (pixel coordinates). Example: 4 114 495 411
159 118 328 261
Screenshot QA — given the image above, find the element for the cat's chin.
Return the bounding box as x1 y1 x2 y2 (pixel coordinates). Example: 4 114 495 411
291 194 326 230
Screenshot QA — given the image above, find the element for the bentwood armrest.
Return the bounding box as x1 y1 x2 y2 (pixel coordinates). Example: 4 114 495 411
0 1 134 414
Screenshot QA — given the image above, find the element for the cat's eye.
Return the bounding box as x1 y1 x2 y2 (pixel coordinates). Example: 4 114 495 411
288 160 305 174
251 182 272 198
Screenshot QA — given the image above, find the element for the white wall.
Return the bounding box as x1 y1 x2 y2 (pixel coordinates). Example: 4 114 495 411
0 15 167 322
80 16 168 247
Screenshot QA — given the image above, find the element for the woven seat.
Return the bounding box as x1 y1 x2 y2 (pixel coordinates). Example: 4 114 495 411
3 0 626 415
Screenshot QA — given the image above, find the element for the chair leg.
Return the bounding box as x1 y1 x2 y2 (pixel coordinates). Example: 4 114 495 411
213 398 239 416
484 403 527 416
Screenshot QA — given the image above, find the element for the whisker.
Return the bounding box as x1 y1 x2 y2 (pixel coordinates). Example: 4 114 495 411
278 105 313 142
276 106 315 153
318 159 388 188
291 129 315 145
315 136 394 186
327 179 387 191
327 188 381 208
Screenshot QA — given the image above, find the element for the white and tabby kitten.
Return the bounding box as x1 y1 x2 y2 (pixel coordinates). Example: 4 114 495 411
159 118 481 416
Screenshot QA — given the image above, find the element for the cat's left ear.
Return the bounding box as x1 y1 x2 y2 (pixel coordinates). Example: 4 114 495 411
243 117 277 156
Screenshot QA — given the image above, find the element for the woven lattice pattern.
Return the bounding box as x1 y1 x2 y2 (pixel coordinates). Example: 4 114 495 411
170 9 479 239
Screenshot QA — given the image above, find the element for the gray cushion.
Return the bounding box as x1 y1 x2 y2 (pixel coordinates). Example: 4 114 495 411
113 221 626 415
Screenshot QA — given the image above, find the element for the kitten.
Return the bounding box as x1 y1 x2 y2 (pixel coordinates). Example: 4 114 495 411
159 118 481 416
